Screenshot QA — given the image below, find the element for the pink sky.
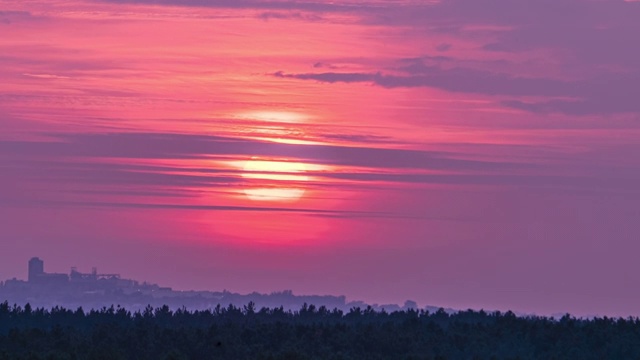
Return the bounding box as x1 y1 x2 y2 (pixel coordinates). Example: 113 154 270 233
1 0 640 316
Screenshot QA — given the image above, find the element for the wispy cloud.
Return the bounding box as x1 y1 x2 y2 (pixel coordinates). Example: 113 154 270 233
3 131 638 206
273 61 640 115
1 132 527 172
95 0 368 12
0 10 35 25
274 68 576 96
257 11 323 21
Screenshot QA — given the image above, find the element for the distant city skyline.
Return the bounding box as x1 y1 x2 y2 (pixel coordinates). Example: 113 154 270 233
2 0 640 317
2 257 427 314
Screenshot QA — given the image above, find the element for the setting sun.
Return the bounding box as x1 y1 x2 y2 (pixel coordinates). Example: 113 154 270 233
236 111 309 123
241 157 309 202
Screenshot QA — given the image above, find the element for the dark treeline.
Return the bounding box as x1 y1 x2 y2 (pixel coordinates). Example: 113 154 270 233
1 301 639 360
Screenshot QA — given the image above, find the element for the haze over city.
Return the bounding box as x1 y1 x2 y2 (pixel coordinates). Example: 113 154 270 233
1 0 640 318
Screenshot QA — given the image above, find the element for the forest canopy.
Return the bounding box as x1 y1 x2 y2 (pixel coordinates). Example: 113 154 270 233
0 302 638 360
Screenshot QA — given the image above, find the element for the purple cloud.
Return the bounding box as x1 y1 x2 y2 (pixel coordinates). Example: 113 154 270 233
273 60 640 115
1 131 529 172
0 11 34 25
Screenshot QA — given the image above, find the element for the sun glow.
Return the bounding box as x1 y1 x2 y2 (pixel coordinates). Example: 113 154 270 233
236 111 309 123
241 157 309 202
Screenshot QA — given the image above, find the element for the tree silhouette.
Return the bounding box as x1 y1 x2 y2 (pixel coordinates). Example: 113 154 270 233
0 301 638 359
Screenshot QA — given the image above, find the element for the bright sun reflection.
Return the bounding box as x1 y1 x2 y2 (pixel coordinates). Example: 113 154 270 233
236 111 309 123
241 157 309 202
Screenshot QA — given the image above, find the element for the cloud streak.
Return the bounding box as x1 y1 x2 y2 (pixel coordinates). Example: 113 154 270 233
3 131 638 207
0 132 527 172
273 65 640 115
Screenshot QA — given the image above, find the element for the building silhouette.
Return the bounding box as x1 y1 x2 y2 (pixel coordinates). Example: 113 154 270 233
0 257 379 313
27 257 71 286
28 257 44 282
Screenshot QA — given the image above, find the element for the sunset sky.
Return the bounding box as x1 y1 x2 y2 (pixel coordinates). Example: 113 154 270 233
2 0 640 317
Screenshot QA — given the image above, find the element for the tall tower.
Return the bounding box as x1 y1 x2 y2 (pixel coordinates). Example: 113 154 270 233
28 257 44 282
